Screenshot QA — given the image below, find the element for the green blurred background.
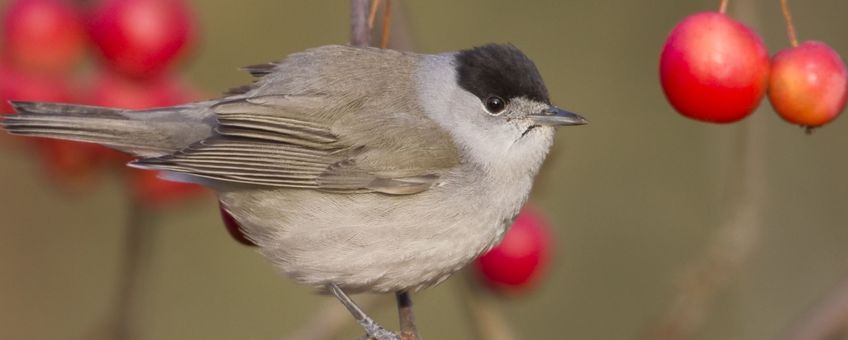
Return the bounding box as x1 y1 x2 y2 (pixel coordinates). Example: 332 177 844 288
2 0 848 339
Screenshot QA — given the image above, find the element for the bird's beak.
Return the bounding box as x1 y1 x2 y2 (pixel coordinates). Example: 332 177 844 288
527 106 588 127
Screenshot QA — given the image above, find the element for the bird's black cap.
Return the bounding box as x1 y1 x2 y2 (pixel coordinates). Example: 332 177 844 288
455 44 550 104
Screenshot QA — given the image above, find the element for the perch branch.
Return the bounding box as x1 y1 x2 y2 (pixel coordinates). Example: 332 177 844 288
397 291 419 340
95 198 157 340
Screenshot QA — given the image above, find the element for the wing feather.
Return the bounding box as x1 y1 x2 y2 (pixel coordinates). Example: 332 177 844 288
134 49 460 195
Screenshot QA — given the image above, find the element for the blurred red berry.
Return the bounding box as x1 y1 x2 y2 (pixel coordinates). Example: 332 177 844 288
1 0 86 74
768 41 848 128
474 207 552 293
86 70 197 108
0 63 74 113
0 64 106 188
0 63 70 140
219 203 256 247
36 139 104 191
660 12 770 123
85 70 196 163
87 0 196 78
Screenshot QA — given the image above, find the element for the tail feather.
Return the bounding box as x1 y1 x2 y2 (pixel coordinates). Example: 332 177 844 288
2 101 215 158
11 101 129 117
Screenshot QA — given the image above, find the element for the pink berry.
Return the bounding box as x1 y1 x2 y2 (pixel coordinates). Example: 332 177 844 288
768 41 848 127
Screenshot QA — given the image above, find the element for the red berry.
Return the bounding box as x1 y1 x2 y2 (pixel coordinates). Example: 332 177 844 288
474 207 552 293
0 64 106 188
1 0 86 74
88 0 196 78
86 71 199 164
660 12 770 123
36 139 104 191
768 41 848 128
86 70 196 109
0 63 74 113
219 203 256 247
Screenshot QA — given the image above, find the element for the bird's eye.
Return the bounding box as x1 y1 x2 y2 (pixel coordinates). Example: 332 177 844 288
484 96 507 115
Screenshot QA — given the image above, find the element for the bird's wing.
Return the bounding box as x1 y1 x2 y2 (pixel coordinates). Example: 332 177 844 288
131 94 460 195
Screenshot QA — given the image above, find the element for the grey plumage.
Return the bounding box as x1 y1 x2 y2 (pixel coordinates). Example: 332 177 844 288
0 44 585 294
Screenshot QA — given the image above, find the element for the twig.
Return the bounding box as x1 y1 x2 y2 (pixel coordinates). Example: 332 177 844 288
109 198 157 340
784 274 848 340
780 0 799 47
379 0 392 48
397 291 419 340
367 0 381 29
384 0 413 51
350 0 371 47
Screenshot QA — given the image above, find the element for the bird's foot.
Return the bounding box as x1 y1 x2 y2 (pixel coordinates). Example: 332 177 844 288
359 319 399 340
328 283 400 340
357 328 400 340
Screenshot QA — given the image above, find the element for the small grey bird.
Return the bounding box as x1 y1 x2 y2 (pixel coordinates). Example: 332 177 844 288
2 44 585 339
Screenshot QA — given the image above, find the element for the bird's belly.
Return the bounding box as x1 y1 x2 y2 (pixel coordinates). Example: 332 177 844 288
220 184 520 293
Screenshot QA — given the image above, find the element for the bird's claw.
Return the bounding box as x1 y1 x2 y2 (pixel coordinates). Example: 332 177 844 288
359 318 400 340
357 328 400 340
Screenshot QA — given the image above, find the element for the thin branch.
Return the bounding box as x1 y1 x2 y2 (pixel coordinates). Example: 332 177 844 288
368 0 381 29
397 291 419 340
379 0 393 49
780 0 799 47
384 0 414 51
350 0 371 47
718 0 728 14
87 197 157 340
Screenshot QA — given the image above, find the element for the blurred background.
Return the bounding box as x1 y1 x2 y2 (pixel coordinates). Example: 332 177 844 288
2 0 848 339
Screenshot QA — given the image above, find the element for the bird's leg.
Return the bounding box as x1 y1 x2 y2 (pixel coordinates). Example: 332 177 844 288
327 283 399 340
396 291 419 340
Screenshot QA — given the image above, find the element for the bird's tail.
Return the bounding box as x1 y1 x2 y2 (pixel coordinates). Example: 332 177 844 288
1 101 215 158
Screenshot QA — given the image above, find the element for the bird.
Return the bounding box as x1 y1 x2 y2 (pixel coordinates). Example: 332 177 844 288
1 43 586 339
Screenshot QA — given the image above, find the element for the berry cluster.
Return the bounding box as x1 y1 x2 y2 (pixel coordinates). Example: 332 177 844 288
0 0 202 203
660 4 847 129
